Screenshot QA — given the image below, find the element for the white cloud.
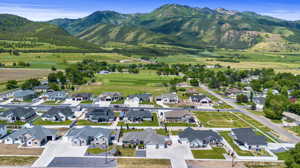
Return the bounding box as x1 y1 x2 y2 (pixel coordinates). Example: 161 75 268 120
261 10 300 21
0 3 89 21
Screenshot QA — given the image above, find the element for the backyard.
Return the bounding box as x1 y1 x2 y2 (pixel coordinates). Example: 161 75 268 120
192 147 227 159
32 118 72 125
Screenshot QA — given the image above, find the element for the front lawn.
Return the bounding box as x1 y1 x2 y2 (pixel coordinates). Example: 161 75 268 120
42 101 61 105
165 122 197 127
0 120 25 125
76 120 112 126
116 146 136 157
86 146 114 155
80 100 93 104
192 147 226 159
156 129 169 136
33 118 72 125
118 114 159 127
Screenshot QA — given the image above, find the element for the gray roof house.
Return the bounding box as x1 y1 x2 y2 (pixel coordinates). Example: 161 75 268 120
42 91 68 101
127 93 152 102
98 92 122 102
0 125 7 138
4 126 57 147
33 85 50 93
13 90 36 101
0 107 36 123
72 93 92 101
179 128 222 148
86 108 115 123
123 110 153 122
122 128 170 149
41 107 75 122
189 94 212 104
164 111 195 123
156 93 179 104
232 128 267 150
65 126 113 146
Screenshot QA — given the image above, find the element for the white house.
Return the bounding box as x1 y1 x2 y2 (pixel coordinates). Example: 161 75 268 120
156 93 179 104
124 97 140 107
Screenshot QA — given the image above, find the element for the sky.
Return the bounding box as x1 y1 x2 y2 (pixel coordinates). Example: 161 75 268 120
0 0 300 21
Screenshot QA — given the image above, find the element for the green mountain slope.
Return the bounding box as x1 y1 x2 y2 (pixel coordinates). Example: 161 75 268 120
50 4 300 51
0 14 100 50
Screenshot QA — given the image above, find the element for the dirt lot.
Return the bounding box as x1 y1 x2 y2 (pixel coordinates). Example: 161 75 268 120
0 144 44 155
0 68 50 83
0 156 38 166
118 158 171 168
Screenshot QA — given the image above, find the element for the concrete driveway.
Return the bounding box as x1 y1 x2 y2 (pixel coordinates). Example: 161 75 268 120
146 136 193 168
32 140 87 167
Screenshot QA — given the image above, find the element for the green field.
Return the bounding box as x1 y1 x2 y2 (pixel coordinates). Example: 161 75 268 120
76 70 177 96
0 52 140 69
195 112 250 128
192 147 226 159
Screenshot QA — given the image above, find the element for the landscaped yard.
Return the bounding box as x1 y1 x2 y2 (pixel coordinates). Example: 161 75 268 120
76 120 112 126
118 113 159 127
75 70 178 96
192 147 227 159
32 118 72 125
194 112 249 128
117 158 171 168
0 156 38 166
86 146 114 155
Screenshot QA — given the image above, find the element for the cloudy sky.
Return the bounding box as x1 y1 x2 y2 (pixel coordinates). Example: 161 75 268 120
0 0 299 21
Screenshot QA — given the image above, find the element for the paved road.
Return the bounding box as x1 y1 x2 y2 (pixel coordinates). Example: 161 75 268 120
199 84 300 143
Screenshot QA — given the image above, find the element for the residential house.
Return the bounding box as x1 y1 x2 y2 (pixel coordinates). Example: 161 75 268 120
122 128 170 149
0 107 36 123
41 91 68 101
232 128 267 150
189 94 212 106
98 70 110 74
179 128 222 148
241 75 259 84
156 93 179 104
64 126 113 146
72 93 92 101
33 85 50 93
13 90 36 101
98 92 122 102
164 110 195 123
123 109 152 122
0 89 20 101
127 93 152 102
253 96 265 110
41 107 75 122
0 125 7 138
225 88 242 99
86 108 115 123
4 126 57 147
124 97 140 107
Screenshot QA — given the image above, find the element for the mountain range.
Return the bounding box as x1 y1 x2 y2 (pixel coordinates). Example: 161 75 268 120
2 4 300 52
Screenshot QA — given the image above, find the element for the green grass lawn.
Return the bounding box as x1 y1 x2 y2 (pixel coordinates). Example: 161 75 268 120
0 156 38 166
76 120 112 126
80 100 93 104
0 120 25 125
42 101 61 105
86 146 114 155
275 151 290 160
75 70 178 96
156 129 169 136
116 146 136 157
194 112 249 128
220 131 254 156
192 147 226 159
165 122 197 127
32 118 72 125
117 114 159 127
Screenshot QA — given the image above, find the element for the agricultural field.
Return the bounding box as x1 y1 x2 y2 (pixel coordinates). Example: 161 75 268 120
0 52 141 69
76 70 177 96
0 68 50 83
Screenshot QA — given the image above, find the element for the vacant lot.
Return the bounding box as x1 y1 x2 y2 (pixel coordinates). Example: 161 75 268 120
76 70 177 96
0 144 43 155
0 156 38 166
0 68 50 83
195 112 249 128
117 158 171 168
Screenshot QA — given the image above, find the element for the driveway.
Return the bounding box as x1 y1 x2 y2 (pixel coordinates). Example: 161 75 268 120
146 136 193 168
199 84 300 143
32 140 87 167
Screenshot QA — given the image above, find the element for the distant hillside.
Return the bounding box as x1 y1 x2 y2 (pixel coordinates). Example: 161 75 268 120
0 14 101 51
50 4 300 51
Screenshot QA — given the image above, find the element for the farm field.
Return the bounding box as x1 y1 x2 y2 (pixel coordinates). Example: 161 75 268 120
117 158 171 168
0 52 141 69
0 68 50 83
76 70 177 96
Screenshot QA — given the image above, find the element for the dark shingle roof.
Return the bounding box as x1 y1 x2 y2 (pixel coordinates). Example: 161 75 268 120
122 128 167 145
179 128 222 142
66 126 112 140
0 107 36 119
126 110 152 120
6 126 57 141
41 107 74 120
72 93 92 98
86 108 115 121
232 128 267 146
128 94 152 101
